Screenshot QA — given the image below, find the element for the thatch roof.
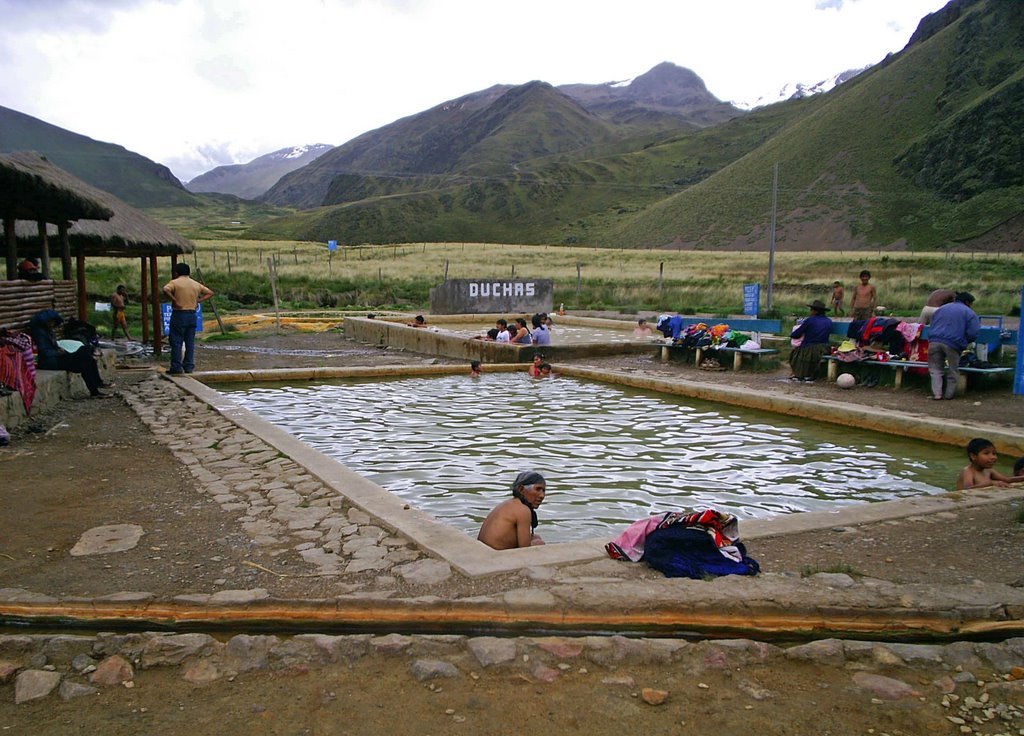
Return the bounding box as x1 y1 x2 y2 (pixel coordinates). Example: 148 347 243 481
0 151 114 222
4 152 194 258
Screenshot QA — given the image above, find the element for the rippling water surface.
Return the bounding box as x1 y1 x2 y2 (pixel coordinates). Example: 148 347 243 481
219 375 958 542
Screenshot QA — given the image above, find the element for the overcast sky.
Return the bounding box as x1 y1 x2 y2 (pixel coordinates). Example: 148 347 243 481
0 0 950 183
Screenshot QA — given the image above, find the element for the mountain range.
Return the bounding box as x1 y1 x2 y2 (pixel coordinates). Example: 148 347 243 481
2 0 1019 251
185 144 333 199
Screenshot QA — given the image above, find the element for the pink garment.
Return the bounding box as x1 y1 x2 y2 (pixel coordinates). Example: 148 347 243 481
605 514 667 562
896 321 922 344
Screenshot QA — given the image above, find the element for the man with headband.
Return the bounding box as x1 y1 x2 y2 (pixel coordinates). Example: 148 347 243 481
477 471 547 549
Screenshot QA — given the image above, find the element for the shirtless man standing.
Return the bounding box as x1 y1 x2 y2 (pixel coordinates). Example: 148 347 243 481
850 270 877 321
477 472 547 549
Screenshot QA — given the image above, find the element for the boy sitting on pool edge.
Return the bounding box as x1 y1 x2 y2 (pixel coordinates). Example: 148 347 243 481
478 471 547 549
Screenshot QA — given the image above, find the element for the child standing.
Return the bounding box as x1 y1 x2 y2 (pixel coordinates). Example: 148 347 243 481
955 438 1024 490
110 285 132 340
850 270 877 321
830 281 845 317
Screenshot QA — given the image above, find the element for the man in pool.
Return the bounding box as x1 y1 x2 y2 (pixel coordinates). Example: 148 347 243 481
477 471 547 549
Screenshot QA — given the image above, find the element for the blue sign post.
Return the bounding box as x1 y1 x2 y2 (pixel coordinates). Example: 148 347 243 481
327 240 338 252
743 283 761 317
1015 286 1024 396
162 304 204 336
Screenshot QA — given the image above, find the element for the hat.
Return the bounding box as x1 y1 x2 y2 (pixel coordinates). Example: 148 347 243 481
807 299 828 312
837 339 857 352
19 259 38 271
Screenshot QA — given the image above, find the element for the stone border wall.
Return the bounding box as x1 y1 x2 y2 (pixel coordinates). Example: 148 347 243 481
343 316 656 363
0 350 116 430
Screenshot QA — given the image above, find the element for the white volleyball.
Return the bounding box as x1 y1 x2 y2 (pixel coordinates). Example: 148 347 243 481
836 373 856 389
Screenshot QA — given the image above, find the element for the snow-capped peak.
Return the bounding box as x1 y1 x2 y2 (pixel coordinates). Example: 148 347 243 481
731 66 869 110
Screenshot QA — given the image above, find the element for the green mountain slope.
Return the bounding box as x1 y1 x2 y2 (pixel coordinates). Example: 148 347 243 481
0 105 200 208
608 0 1023 250
261 64 741 211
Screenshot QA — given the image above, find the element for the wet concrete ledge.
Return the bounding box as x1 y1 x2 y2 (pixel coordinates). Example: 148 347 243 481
175 365 1024 579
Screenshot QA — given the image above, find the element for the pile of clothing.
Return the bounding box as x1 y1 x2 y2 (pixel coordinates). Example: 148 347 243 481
833 316 927 368
606 509 760 579
660 321 753 351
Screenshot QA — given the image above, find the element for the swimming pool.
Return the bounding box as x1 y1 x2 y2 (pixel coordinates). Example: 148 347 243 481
217 374 958 543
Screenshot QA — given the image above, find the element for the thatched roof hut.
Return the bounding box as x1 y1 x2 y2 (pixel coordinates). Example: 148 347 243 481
4 152 194 258
1 152 196 348
0 151 114 223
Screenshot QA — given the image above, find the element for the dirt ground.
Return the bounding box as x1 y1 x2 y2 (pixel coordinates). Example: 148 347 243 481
6 652 1013 736
2 325 1023 733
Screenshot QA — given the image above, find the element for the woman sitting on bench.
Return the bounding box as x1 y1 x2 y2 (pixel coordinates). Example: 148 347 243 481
789 300 833 383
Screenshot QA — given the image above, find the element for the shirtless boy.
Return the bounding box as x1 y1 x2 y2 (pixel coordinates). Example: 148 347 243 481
111 285 131 340
850 270 877 321
956 437 1024 490
477 471 547 549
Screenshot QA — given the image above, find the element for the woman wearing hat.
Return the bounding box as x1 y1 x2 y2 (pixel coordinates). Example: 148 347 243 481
788 300 833 382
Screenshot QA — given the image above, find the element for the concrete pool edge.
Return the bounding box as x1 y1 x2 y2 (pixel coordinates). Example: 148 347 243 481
179 372 608 577
177 366 1024 578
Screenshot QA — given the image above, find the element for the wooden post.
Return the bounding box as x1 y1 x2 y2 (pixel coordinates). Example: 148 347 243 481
3 217 15 280
293 247 298 265
75 248 87 321
267 259 281 333
659 261 664 292
37 221 51 279
226 250 232 275
576 263 582 297
444 260 449 281
59 223 72 280
150 256 161 355
140 257 150 345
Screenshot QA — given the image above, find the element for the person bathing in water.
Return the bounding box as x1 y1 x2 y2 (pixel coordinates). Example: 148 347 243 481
477 471 547 549
956 437 1024 490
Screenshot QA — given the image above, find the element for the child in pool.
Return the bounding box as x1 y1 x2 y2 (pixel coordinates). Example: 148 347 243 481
955 438 1024 490
469 360 481 377
529 354 545 377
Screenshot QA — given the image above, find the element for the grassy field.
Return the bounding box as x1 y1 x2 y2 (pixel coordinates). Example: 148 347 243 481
82 241 1024 337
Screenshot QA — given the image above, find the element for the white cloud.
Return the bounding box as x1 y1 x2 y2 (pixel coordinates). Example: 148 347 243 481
0 0 951 181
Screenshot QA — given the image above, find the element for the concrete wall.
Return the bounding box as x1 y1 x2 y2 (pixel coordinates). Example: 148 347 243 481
0 349 116 431
344 316 654 364
429 279 553 315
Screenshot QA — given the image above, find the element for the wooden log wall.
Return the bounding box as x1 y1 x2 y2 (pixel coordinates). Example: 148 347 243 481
0 280 77 331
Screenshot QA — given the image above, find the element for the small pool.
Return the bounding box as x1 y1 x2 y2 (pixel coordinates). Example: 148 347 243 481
429 321 641 344
218 374 959 543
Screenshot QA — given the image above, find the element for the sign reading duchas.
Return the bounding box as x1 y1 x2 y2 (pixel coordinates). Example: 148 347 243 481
430 279 554 315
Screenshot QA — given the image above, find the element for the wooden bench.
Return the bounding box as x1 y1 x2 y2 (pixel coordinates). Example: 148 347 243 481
659 343 780 370
823 355 1014 394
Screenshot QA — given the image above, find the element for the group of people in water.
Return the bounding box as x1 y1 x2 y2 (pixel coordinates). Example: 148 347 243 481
470 313 553 346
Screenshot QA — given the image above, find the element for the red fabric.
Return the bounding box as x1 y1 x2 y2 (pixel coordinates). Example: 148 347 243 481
0 332 37 415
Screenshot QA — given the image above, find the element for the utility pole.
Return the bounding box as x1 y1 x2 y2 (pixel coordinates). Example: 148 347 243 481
767 162 779 309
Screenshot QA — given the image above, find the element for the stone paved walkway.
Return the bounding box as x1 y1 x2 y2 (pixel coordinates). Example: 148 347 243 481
122 375 450 588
